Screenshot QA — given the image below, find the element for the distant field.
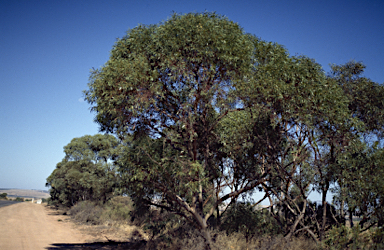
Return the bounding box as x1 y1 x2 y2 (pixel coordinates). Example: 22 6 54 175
0 189 50 199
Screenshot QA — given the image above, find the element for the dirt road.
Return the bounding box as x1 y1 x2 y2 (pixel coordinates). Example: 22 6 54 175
0 202 92 250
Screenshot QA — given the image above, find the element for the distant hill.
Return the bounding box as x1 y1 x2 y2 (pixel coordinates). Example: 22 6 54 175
0 189 50 199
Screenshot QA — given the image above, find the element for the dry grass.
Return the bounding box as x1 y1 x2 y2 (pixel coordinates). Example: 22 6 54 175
53 198 384 249
142 229 320 250
65 198 149 244
73 221 148 243
190 233 319 250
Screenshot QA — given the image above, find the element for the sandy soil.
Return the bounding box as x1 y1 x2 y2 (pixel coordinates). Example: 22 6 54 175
0 202 146 250
0 202 93 249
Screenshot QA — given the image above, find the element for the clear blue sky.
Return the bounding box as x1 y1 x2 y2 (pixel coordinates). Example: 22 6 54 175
1 1 383 195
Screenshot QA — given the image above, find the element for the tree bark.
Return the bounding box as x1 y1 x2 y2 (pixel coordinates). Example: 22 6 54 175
349 209 354 228
201 227 213 250
319 185 328 241
285 199 307 240
341 199 345 225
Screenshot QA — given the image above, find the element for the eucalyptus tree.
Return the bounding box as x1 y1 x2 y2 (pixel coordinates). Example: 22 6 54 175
46 134 121 206
330 61 384 140
86 13 256 248
232 37 353 240
85 12 353 247
329 61 384 232
350 145 384 229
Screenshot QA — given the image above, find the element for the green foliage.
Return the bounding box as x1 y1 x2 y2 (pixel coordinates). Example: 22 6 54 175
86 10 348 235
334 141 384 229
15 197 24 202
46 134 122 206
85 14 265 247
371 228 384 249
220 202 281 241
82 12 384 247
103 196 133 221
0 193 7 199
324 63 384 244
69 201 103 225
146 230 320 250
85 12 253 136
330 61 384 138
324 225 374 250
68 196 134 226
142 209 188 243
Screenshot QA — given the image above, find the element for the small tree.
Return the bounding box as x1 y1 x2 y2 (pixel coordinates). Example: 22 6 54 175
46 134 122 206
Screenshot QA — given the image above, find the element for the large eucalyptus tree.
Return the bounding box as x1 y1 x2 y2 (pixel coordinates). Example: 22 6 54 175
86 13 256 248
85 12 352 247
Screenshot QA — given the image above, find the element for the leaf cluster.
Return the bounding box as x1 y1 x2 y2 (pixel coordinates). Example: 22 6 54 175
46 134 122 206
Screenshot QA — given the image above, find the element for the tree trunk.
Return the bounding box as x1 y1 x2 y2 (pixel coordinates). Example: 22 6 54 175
192 194 213 250
340 199 345 225
349 209 354 228
319 186 328 241
215 181 221 229
285 199 307 240
201 227 213 250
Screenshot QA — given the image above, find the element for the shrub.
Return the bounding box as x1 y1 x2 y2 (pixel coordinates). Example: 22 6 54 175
15 197 24 202
324 225 374 249
103 196 133 221
144 229 319 250
371 228 384 249
220 202 281 241
143 209 184 240
211 233 318 250
68 201 103 225
176 230 259 250
68 196 134 226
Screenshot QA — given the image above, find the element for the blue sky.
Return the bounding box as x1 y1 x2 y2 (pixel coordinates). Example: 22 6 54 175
0 0 383 199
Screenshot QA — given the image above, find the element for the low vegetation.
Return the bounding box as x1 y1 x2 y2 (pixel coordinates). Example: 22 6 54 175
64 197 321 249
68 196 133 225
59 196 384 249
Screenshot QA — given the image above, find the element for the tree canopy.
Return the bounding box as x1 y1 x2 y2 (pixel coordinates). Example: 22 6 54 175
82 12 384 248
46 134 121 206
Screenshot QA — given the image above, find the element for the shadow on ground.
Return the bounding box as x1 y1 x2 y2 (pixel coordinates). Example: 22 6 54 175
46 240 146 249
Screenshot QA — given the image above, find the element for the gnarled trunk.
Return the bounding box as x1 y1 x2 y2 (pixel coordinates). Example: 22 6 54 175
201 227 213 250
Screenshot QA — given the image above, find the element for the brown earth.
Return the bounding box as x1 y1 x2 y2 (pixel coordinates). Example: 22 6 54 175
0 202 145 249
